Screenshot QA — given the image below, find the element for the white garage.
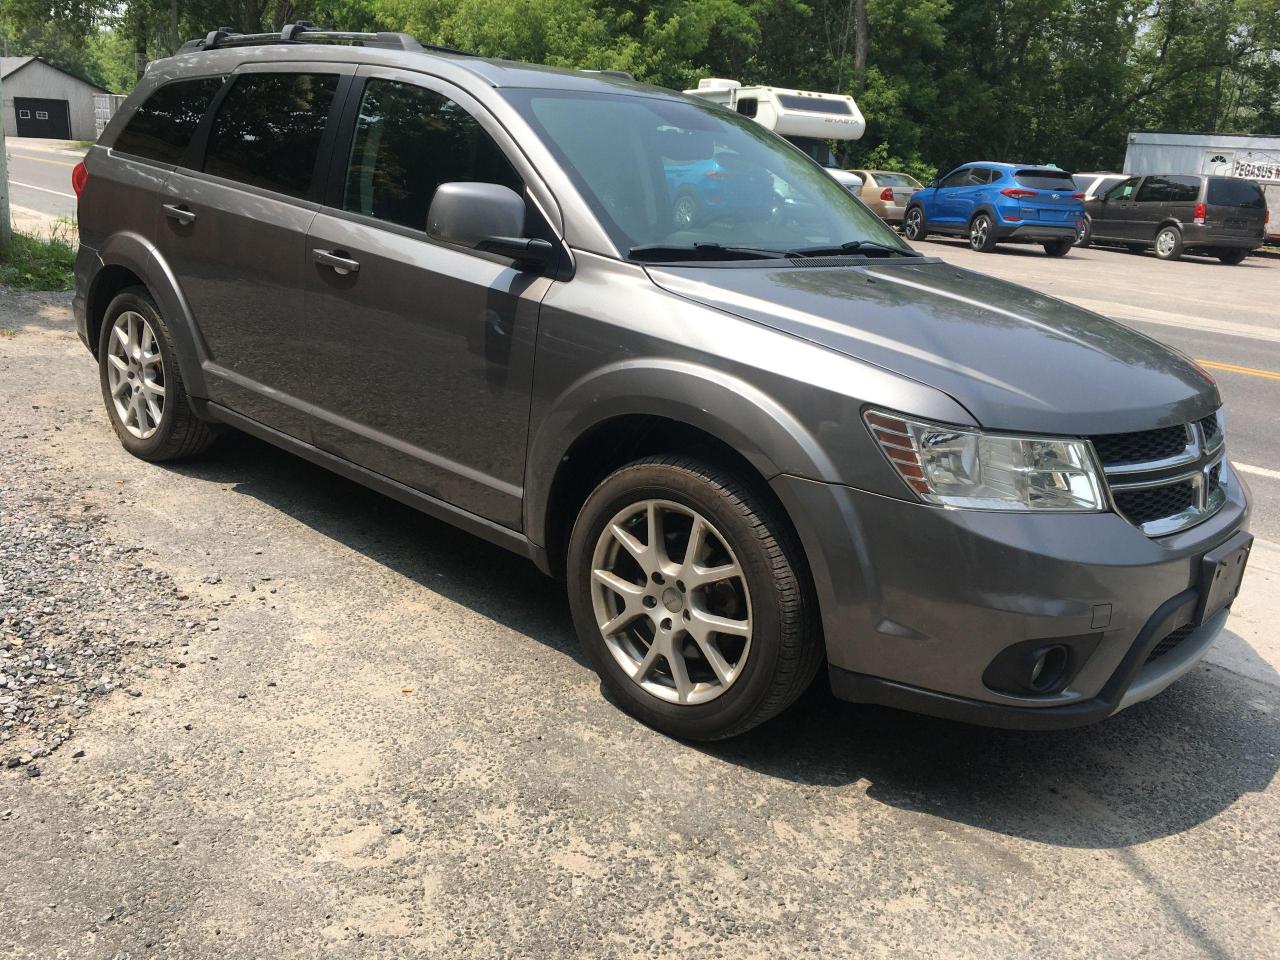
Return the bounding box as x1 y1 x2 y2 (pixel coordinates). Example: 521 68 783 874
1 56 109 141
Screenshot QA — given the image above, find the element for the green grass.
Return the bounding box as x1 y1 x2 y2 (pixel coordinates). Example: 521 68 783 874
0 226 76 291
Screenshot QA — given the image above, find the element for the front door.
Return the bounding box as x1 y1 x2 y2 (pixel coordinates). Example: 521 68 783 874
930 167 973 227
299 68 554 528
1090 176 1141 241
158 64 351 437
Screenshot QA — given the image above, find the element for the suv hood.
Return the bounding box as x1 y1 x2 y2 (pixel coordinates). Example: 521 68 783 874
647 259 1219 435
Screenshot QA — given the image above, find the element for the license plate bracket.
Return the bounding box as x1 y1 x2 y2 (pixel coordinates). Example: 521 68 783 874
1195 530 1253 625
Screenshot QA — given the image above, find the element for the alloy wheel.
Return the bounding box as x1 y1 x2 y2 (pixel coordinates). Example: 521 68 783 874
970 216 989 250
590 499 752 705
1156 229 1177 258
105 311 166 439
673 195 696 228
905 208 922 239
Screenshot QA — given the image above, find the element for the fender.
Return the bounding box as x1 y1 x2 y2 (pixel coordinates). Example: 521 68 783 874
95 231 211 398
524 357 839 548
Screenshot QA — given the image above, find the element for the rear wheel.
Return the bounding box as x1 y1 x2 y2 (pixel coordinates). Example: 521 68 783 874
968 213 998 252
1153 226 1183 261
566 455 821 740
1217 248 1248 265
1043 238 1073 257
97 287 218 462
903 206 927 242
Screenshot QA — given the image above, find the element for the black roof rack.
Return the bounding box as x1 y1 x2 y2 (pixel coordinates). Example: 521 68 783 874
177 21 476 57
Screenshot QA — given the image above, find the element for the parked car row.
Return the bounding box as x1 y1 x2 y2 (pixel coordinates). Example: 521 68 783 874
845 161 1268 265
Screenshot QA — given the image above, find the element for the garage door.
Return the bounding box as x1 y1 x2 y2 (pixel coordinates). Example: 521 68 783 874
14 98 72 139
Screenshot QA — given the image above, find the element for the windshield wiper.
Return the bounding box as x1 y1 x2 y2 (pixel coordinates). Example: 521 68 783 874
785 240 920 258
627 242 785 263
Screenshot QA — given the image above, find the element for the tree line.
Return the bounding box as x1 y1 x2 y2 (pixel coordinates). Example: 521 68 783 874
2 0 1277 176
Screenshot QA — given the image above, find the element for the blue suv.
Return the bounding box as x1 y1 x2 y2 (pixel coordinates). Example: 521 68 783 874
903 162 1085 256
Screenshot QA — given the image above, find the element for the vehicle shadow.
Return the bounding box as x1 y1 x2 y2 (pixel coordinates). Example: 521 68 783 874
170 432 1278 851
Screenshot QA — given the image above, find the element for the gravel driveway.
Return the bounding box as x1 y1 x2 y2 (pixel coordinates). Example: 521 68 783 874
1 291 1277 959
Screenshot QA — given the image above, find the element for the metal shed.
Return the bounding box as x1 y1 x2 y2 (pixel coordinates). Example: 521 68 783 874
1 56 110 141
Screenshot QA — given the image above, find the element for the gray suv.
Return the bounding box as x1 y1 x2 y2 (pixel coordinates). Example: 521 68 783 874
72 26 1253 740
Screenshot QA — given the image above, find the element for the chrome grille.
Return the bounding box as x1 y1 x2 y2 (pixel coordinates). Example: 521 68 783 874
1090 410 1226 537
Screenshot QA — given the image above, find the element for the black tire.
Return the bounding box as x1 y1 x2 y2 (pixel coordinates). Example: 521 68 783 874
968 212 998 252
1153 225 1183 261
1076 218 1092 247
1043 238 1073 257
97 286 218 462
1217 248 1248 265
566 455 822 740
903 205 927 241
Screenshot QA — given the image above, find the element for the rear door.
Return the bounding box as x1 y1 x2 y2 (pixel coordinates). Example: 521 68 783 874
1090 176 1141 240
158 63 353 438
1205 177 1267 240
298 66 556 527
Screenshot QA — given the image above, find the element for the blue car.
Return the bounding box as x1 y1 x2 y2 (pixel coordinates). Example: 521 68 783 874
664 150 777 229
903 162 1085 256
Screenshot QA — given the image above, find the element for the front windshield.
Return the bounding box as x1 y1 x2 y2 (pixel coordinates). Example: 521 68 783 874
507 89 908 259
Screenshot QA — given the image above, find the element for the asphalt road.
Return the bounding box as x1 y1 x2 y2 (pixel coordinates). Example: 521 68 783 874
920 237 1280 540
4 140 81 221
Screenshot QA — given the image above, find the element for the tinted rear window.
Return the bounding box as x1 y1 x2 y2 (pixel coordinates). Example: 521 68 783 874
1014 170 1077 190
1207 178 1265 208
113 77 225 165
204 72 339 199
1136 175 1200 203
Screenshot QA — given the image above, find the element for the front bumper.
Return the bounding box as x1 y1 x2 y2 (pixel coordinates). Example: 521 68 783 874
771 462 1251 729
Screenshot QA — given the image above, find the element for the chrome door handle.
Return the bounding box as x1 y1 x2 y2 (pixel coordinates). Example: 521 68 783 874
312 248 360 275
163 203 196 225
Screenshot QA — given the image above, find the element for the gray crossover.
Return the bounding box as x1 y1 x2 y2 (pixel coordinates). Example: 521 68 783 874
72 25 1253 739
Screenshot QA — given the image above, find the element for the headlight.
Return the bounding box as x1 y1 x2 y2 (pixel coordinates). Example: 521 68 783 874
865 409 1107 511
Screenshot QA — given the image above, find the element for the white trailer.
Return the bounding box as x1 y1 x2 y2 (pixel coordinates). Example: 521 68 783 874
1124 130 1279 241
685 78 866 190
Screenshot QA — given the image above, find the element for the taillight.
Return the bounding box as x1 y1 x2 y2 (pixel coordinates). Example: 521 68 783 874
1193 201 1206 225
72 161 89 198
879 187 895 201
1000 187 1036 199
704 169 728 180
1072 192 1085 200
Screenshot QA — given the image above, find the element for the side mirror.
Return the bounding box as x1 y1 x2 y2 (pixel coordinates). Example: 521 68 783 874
427 182 555 270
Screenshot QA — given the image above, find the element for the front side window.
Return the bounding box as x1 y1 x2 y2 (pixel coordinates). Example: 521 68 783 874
937 168 971 189
507 90 905 257
342 79 521 231
113 77 225 165
1104 177 1140 202
204 72 339 198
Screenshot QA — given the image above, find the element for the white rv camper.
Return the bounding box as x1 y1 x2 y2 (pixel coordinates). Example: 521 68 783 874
685 79 867 191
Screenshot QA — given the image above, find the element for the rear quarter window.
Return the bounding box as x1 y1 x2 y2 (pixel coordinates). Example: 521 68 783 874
1207 178 1266 208
112 77 226 165
1014 170 1077 190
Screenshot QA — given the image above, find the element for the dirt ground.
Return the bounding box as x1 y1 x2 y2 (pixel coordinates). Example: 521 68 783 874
0 291 1277 959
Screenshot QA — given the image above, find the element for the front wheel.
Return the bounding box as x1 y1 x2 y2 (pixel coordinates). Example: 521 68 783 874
1154 226 1183 261
1076 219 1092 247
671 192 699 230
1217 248 1248 265
1043 239 1073 257
903 206 927 241
566 456 821 740
968 213 998 252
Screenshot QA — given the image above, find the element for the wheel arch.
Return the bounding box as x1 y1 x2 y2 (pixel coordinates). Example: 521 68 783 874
526 361 837 576
90 232 209 397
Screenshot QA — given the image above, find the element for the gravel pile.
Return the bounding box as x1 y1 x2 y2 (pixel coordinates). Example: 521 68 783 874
0 442 209 775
